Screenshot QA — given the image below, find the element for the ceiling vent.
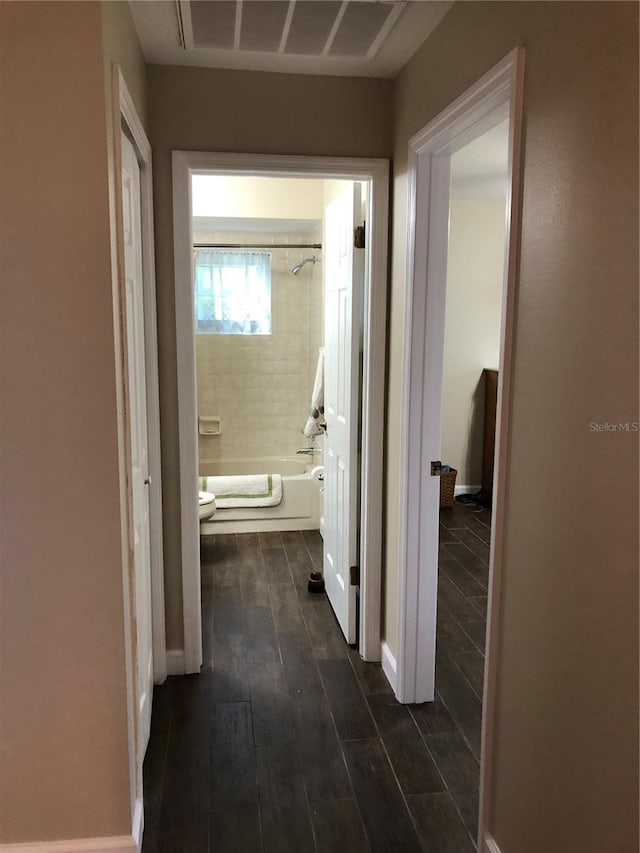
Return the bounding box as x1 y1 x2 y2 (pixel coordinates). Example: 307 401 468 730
181 0 407 59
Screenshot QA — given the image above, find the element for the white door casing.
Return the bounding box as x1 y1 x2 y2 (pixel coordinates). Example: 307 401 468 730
395 46 525 850
113 66 165 843
116 70 166 690
323 183 363 644
397 48 524 704
121 130 153 760
172 152 389 671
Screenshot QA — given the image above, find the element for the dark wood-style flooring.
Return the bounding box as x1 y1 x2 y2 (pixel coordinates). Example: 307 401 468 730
142 502 491 852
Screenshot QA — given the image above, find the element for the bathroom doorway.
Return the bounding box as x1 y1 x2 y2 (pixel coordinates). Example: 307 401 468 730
193 175 364 645
174 152 388 672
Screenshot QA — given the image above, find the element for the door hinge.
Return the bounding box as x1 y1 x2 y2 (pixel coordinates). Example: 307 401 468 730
350 565 360 586
430 460 442 476
354 223 365 249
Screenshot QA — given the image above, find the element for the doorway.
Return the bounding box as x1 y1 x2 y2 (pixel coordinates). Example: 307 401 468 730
112 66 166 845
396 47 525 847
121 126 154 762
172 153 389 672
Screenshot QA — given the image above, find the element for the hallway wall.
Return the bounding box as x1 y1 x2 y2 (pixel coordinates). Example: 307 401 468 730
101 0 148 130
3 3 636 850
388 3 639 852
147 65 393 649
441 199 506 487
0 0 147 843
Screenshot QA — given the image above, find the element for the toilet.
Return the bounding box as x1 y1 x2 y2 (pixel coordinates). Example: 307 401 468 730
198 490 217 522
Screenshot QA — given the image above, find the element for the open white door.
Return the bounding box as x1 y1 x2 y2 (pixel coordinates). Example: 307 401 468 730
121 130 153 759
323 183 364 644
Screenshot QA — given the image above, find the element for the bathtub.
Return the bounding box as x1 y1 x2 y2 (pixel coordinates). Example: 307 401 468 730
199 456 322 534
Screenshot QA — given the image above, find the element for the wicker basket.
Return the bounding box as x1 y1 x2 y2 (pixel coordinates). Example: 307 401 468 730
439 468 457 509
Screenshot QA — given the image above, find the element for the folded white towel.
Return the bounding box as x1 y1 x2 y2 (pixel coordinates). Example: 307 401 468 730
303 347 325 437
200 474 282 508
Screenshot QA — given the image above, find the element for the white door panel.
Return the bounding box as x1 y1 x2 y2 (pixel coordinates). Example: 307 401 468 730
323 183 363 644
121 131 153 760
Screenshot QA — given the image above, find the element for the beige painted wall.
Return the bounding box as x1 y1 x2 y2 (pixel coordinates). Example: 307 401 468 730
389 3 638 851
3 3 635 849
147 65 393 648
101 0 148 131
442 200 505 486
0 1 147 843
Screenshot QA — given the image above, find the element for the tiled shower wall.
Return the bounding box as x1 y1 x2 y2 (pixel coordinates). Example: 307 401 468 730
196 228 324 463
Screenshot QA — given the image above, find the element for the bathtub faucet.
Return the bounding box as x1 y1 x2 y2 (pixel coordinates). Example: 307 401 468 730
296 447 318 455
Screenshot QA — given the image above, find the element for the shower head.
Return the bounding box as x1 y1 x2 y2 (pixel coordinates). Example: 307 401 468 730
291 256 317 276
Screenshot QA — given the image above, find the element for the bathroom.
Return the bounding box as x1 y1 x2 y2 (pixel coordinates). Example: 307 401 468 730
194 174 364 537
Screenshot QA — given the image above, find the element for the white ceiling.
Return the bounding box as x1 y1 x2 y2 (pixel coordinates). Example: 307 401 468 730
130 0 453 78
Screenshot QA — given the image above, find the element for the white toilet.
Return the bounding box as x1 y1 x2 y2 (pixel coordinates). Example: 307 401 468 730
198 490 216 522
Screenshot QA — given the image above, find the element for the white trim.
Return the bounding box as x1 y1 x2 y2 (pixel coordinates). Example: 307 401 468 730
115 69 167 687
166 648 186 676
131 800 143 853
172 153 203 675
479 47 526 852
108 77 138 851
359 161 389 664
0 837 136 852
380 641 398 692
483 835 503 853
395 44 525 843
172 152 389 668
110 66 164 850
454 484 482 496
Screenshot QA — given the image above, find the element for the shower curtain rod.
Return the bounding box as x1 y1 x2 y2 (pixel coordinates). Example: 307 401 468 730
194 242 322 250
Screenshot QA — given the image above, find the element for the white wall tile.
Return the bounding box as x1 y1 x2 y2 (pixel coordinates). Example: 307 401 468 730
195 229 321 463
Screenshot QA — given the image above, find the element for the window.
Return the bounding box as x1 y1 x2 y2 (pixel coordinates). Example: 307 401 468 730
194 249 272 335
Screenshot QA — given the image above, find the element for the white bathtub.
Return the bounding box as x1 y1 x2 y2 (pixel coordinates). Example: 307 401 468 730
199 456 322 534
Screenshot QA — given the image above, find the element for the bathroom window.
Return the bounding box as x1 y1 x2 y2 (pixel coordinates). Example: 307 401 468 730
194 249 272 335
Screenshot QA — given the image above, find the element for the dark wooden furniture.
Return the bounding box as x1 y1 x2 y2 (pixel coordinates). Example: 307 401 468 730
482 369 498 506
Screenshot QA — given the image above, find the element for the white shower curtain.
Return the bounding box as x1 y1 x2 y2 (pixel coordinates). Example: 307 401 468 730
303 347 325 437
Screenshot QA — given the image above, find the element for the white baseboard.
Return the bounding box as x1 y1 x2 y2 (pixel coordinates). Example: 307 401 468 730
166 648 185 676
454 484 482 496
0 837 135 852
483 834 502 853
380 641 397 692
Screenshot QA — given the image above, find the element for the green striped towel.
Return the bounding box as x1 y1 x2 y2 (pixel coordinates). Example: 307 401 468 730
199 474 283 508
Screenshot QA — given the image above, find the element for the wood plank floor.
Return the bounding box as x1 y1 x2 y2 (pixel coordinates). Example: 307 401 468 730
142 502 491 852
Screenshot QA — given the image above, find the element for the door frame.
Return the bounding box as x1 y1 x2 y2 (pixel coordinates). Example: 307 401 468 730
111 67 166 839
113 69 167 687
172 152 389 672
395 45 525 845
